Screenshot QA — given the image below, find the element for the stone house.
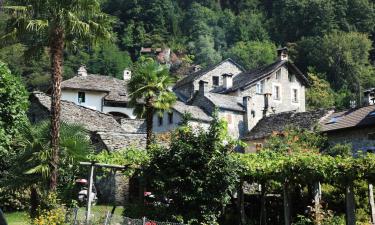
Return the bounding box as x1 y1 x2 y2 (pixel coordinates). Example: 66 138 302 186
242 96 375 153
158 48 309 139
320 104 375 153
61 66 136 119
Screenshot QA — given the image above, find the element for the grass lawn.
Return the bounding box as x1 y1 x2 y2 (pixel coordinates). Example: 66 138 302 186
4 205 123 225
4 211 29 225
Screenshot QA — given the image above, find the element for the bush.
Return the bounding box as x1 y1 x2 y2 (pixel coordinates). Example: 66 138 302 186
0 188 30 212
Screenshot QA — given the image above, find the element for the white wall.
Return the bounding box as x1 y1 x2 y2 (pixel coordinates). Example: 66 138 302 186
102 106 136 119
218 110 245 138
153 110 210 133
153 110 183 133
61 90 106 111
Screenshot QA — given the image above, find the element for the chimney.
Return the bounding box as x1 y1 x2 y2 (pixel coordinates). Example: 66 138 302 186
222 73 233 90
243 96 252 133
77 65 87 77
263 93 272 117
123 69 132 80
364 88 375 106
277 47 288 61
199 80 208 96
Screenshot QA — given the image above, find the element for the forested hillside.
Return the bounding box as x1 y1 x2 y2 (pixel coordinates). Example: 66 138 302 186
1 0 374 109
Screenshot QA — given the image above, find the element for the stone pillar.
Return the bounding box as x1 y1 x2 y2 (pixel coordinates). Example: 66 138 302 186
242 96 252 133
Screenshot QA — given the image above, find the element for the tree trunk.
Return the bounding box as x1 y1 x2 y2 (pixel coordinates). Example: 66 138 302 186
283 182 291 225
345 182 356 225
49 25 64 191
145 98 154 149
260 183 267 225
30 185 39 218
368 183 375 224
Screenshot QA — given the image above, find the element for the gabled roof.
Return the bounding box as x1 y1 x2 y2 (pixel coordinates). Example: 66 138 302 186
222 60 309 93
243 109 331 141
320 105 375 132
172 101 212 122
174 58 245 88
204 92 245 112
61 74 130 102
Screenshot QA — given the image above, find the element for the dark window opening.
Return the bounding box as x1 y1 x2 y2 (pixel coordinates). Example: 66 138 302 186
104 100 128 108
168 112 173 124
368 133 375 140
212 76 219 86
158 116 163 126
78 92 85 103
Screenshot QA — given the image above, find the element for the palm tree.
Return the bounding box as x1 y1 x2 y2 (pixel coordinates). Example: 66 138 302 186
128 58 177 148
2 0 113 191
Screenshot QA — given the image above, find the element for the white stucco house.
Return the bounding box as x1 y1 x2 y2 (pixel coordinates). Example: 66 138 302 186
61 66 136 119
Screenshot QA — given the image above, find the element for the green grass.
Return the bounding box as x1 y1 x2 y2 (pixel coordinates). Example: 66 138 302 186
4 211 29 225
4 205 123 225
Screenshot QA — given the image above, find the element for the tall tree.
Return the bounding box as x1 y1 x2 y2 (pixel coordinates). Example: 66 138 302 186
128 58 176 148
3 0 113 191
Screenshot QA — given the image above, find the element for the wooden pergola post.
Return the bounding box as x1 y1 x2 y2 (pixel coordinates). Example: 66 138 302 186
283 181 291 225
368 183 375 224
79 162 130 225
345 182 356 225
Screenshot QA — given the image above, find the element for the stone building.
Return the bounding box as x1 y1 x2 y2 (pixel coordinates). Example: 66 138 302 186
320 104 375 153
29 91 146 151
158 48 310 139
29 91 146 205
61 66 136 119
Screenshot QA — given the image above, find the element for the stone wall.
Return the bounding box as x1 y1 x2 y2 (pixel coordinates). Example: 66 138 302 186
239 65 306 132
326 127 375 152
192 61 243 93
120 118 146 133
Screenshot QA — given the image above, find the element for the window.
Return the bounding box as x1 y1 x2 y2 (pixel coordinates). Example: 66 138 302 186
288 74 296 82
168 112 173 124
276 69 281 80
158 116 163 126
368 133 375 140
78 92 85 103
212 76 219 86
273 85 280 100
256 80 265 94
292 89 298 103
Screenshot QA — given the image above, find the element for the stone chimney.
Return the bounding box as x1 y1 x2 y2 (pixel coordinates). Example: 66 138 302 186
243 96 252 133
222 73 233 90
364 88 375 106
277 47 288 61
123 69 132 80
77 65 87 77
199 80 208 96
263 93 272 117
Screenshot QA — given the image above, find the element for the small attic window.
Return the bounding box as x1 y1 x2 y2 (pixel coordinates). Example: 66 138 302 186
78 92 85 103
212 76 219 86
276 69 281 80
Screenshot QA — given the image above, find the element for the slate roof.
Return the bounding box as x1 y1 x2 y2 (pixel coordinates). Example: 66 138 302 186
221 60 309 93
61 74 130 102
243 109 331 140
172 101 212 122
320 105 375 132
174 58 244 88
30 92 146 150
204 92 245 112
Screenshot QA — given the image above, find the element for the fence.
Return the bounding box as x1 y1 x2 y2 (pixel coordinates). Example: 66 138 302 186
65 208 184 225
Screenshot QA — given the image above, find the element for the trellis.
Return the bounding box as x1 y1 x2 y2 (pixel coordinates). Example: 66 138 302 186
235 151 375 225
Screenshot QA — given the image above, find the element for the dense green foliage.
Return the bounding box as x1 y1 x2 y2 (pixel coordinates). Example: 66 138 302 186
1 0 373 108
142 113 240 224
0 120 92 210
0 61 29 179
